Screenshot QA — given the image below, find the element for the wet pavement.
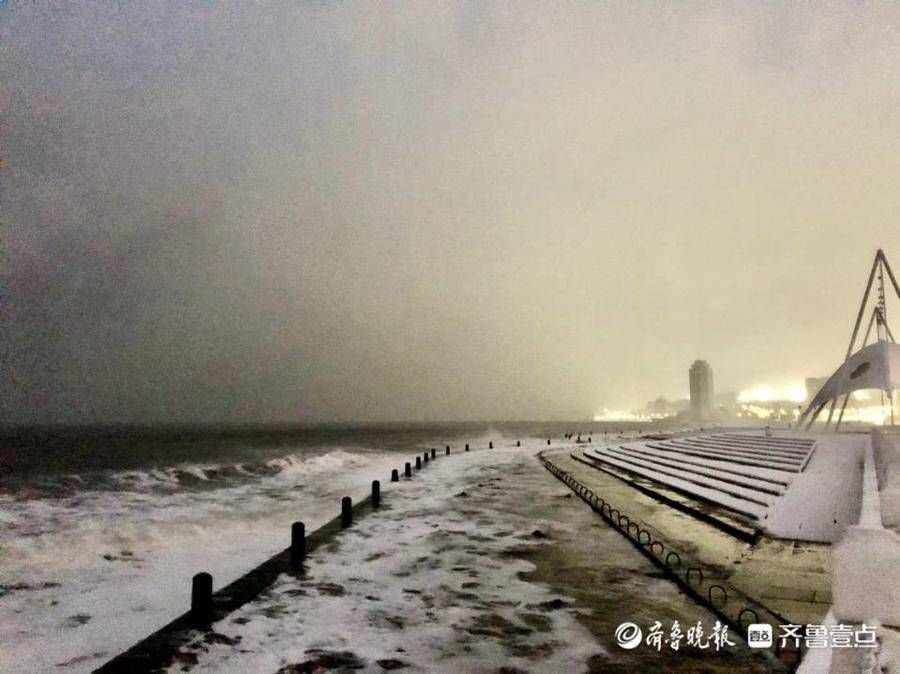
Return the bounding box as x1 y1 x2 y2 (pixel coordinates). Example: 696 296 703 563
168 446 769 673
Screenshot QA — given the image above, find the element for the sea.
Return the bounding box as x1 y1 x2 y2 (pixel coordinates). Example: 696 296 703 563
0 421 663 672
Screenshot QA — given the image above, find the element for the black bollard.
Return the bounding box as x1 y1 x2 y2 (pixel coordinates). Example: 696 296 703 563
191 572 213 623
291 522 306 571
423 452 429 464
446 446 450 455
445 445 450 453
588 436 592 443
405 462 412 478
489 441 493 449
547 438 551 445
516 440 521 447
372 480 381 508
416 456 422 469
341 496 352 528
465 443 469 451
431 448 436 459
391 468 399 482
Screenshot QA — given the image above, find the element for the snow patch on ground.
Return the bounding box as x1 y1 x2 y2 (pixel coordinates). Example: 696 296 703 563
766 434 865 541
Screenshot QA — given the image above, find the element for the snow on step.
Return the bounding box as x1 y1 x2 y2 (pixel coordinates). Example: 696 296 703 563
647 441 803 472
583 447 773 507
694 437 810 457
692 438 807 458
711 432 812 445
662 438 805 464
600 447 784 496
673 437 807 462
710 433 815 449
576 432 854 542
612 444 791 489
579 450 766 522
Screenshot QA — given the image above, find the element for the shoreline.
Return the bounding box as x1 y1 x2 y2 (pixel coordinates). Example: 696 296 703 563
140 443 769 673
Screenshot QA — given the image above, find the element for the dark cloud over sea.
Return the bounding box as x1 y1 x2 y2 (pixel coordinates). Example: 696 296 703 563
1 2 898 423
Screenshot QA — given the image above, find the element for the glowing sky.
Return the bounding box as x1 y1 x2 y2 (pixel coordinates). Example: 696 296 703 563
1 2 899 423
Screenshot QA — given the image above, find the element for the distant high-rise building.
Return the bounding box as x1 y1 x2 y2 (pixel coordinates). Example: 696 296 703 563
689 360 715 420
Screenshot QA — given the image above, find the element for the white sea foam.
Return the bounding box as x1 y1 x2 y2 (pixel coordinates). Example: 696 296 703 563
0 447 416 673
167 444 602 673
0 428 524 673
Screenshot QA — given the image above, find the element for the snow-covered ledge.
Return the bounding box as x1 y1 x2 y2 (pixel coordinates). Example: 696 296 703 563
833 431 900 626
813 430 900 674
873 427 900 529
833 527 900 625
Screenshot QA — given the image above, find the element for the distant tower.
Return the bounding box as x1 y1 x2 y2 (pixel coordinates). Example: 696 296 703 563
689 360 715 420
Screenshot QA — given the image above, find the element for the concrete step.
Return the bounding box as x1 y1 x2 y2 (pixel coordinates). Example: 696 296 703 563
583 447 773 508
603 445 787 494
661 438 804 463
577 451 765 522
672 438 807 463
619 444 792 486
711 433 815 449
692 436 811 457
645 442 802 473
679 436 819 472
569 453 760 539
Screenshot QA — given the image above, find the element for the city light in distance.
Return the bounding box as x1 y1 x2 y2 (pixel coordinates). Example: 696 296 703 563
738 383 807 404
593 409 669 422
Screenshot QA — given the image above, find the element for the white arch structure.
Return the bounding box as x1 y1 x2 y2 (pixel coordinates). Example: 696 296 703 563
799 249 900 431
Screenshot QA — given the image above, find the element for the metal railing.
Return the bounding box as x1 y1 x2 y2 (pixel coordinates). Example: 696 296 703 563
538 450 803 670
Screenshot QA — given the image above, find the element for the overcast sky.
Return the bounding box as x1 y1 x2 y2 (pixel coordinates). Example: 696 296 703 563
1 2 898 424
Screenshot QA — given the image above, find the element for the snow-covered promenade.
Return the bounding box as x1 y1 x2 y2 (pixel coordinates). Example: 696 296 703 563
101 441 765 673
